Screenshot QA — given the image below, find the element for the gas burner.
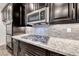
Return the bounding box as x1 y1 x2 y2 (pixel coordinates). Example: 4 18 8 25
22 35 49 44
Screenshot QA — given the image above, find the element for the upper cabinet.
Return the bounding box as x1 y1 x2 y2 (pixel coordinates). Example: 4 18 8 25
77 4 79 19
7 4 12 21
2 6 7 23
25 3 46 14
2 3 78 25
2 3 25 27
54 3 69 19
2 4 12 25
39 3 46 8
12 3 25 26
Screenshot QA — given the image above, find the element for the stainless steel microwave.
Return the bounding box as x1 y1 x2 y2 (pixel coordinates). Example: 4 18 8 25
26 7 49 25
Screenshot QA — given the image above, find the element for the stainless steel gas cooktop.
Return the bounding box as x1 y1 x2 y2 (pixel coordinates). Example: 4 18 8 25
22 35 49 44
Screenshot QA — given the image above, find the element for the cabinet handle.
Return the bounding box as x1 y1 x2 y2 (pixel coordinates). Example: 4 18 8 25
20 6 22 25
17 41 21 56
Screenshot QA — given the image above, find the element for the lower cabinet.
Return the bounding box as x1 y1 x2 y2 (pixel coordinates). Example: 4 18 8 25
13 39 64 56
13 39 19 56
49 51 64 56
19 42 46 56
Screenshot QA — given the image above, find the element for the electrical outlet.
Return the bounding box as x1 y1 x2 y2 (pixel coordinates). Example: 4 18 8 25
67 28 71 32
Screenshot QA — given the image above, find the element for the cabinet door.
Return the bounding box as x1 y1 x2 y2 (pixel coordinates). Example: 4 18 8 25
7 4 12 21
2 8 7 22
39 3 46 9
54 3 68 18
25 3 35 13
6 23 12 35
6 35 13 49
25 3 46 13
13 4 20 26
49 51 64 56
19 42 46 56
13 39 19 56
13 3 25 26
2 4 12 24
77 4 79 19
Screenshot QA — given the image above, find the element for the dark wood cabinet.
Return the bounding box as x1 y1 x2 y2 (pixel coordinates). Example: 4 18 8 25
25 3 47 14
4 4 13 54
13 39 64 56
2 3 25 55
2 3 25 27
2 7 7 23
19 42 46 56
49 52 64 56
13 3 25 26
13 39 19 56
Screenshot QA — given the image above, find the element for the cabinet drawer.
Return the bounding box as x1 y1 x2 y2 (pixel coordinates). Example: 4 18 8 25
49 51 64 56
20 42 46 56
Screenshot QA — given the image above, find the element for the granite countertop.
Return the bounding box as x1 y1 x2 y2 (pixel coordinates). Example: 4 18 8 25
12 34 79 56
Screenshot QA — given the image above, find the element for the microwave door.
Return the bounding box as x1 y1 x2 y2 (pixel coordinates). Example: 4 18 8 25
27 7 49 24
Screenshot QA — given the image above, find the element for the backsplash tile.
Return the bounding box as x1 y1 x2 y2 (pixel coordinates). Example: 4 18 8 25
25 23 79 40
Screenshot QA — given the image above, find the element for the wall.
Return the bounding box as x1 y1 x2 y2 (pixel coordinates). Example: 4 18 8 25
0 11 6 46
0 3 7 46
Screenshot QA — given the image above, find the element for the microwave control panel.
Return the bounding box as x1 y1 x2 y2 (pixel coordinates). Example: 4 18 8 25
40 10 45 20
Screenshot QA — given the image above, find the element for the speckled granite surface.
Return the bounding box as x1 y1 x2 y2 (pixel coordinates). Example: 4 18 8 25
25 23 79 40
12 34 79 56
12 23 79 56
